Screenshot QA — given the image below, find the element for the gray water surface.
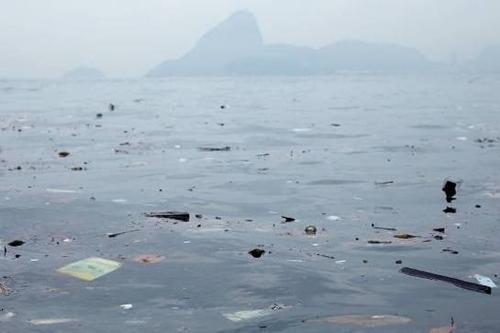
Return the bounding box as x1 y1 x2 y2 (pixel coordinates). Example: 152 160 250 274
1 74 500 332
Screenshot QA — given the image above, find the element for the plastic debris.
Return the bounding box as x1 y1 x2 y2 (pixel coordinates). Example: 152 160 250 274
368 240 392 244
57 257 122 281
223 303 283 322
29 318 79 325
371 223 396 231
281 216 295 223
394 234 418 239
198 146 231 152
443 207 457 214
8 240 24 247
400 267 492 295
305 225 317 235
473 274 497 288
442 180 458 203
58 151 70 158
133 254 164 264
308 314 411 327
107 229 140 238
248 249 266 258
0 311 15 322
145 211 190 222
120 304 133 310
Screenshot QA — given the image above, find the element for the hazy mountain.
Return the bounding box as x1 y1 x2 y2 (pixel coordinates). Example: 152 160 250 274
62 66 107 80
148 11 433 76
469 45 500 72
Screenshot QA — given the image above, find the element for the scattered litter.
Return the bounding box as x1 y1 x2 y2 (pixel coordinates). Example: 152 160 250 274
29 318 79 325
58 151 70 158
368 240 392 244
308 314 411 327
375 181 394 185
223 303 283 322
371 223 397 231
145 211 190 222
132 254 164 264
46 188 78 194
316 254 335 260
400 267 491 294
305 225 317 235
335 260 347 264
433 228 445 233
442 180 459 203
429 318 456 333
198 146 231 152
281 216 295 223
443 207 457 214
57 257 122 281
0 311 15 322
327 215 341 221
120 304 133 310
394 234 418 240
8 240 24 247
442 248 459 254
107 229 140 238
473 274 497 288
109 103 115 111
248 249 266 258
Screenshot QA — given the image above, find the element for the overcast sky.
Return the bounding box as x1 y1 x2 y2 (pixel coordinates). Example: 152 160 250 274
1 0 499 78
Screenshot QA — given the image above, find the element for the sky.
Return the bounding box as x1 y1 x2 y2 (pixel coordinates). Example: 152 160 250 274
1 0 499 78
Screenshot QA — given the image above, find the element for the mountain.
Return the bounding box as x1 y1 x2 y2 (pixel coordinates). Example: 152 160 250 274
62 67 107 80
147 11 432 76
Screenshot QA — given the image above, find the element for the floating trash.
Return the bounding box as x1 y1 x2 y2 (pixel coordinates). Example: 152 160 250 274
57 257 122 281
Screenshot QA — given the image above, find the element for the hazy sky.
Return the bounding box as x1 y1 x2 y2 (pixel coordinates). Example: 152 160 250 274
1 0 499 78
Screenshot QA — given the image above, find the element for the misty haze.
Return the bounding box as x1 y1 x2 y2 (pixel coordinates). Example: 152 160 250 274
1 1 500 333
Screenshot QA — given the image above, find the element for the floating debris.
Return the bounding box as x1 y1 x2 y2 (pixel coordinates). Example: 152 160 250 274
394 234 418 239
107 229 140 238
248 249 266 258
198 146 231 152
120 304 133 310
0 311 15 322
473 274 497 288
433 228 445 233
371 223 397 231
223 304 283 322
29 318 79 325
308 314 411 327
58 151 70 158
145 211 190 222
305 225 317 235
132 254 164 264
8 240 24 247
442 248 459 254
281 216 295 223
442 180 458 203
443 207 457 214
368 240 392 244
57 257 122 281
400 267 491 295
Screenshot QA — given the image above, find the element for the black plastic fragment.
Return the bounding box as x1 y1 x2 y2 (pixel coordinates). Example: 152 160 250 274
8 240 24 247
400 267 491 295
145 211 190 222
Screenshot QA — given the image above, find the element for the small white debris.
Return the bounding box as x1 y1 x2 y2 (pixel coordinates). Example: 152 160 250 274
120 304 134 310
29 318 78 325
327 215 341 221
473 274 497 288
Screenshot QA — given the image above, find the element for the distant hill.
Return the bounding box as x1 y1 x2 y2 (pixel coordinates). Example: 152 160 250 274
468 45 500 72
148 11 433 76
62 67 107 80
